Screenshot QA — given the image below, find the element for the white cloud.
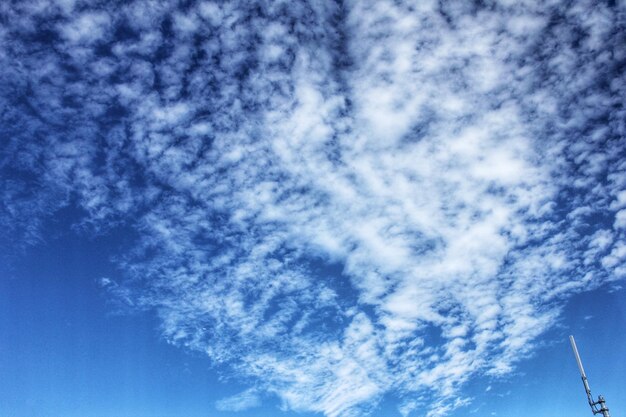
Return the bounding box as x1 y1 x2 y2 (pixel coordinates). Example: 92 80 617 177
614 209 626 229
60 12 111 44
216 388 261 412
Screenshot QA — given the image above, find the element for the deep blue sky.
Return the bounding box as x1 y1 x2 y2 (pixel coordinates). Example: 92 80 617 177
1 1 625 417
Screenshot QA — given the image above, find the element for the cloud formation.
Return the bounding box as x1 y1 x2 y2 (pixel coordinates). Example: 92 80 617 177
216 388 262 412
1 0 625 416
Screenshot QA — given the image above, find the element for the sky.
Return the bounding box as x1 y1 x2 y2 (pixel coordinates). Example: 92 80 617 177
0 1 625 417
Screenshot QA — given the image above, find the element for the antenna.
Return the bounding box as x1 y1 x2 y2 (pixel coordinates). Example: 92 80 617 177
569 335 611 417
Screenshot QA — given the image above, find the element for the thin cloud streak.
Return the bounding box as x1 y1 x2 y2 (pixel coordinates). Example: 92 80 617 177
0 1 625 416
215 388 262 412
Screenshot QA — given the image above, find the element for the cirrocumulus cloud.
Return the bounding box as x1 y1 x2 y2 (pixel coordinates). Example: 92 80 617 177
0 0 625 416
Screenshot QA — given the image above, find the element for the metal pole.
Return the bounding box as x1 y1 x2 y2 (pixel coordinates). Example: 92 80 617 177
569 335 611 417
570 335 587 377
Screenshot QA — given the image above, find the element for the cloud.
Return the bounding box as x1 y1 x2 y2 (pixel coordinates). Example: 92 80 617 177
215 388 261 412
59 11 111 44
1 0 625 416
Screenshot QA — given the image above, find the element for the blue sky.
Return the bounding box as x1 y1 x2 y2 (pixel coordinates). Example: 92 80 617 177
1 1 625 417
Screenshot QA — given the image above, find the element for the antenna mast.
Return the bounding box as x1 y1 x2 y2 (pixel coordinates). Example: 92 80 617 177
569 335 611 417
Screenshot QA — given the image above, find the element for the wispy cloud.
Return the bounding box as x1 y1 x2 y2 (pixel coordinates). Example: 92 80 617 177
1 0 624 416
215 388 261 412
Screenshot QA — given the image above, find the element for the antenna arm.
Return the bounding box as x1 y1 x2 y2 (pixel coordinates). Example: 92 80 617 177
570 336 611 417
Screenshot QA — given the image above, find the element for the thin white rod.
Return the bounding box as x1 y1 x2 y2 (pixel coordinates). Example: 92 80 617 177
569 335 587 378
